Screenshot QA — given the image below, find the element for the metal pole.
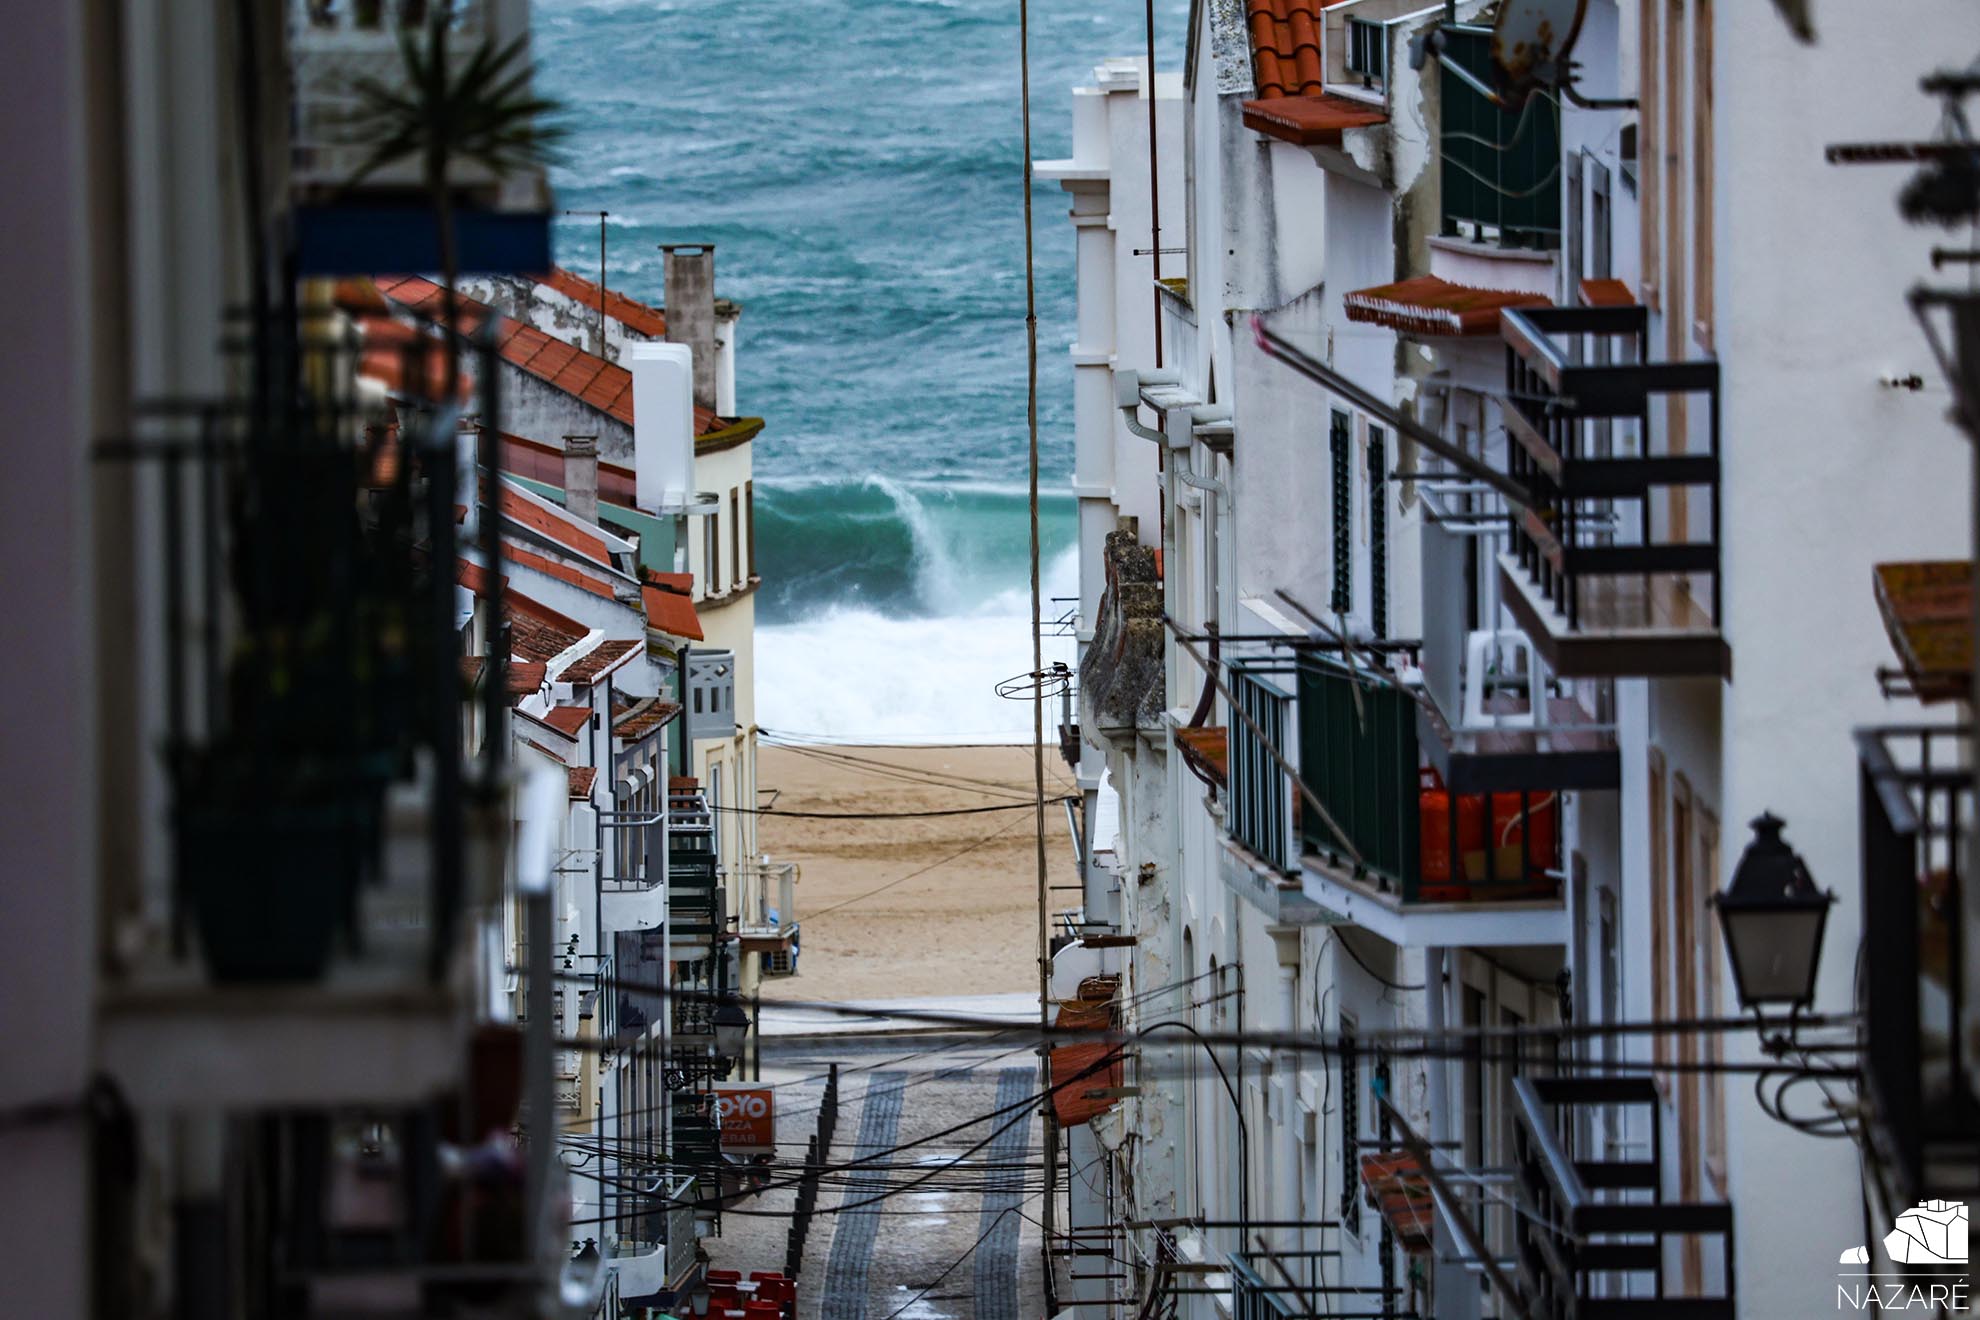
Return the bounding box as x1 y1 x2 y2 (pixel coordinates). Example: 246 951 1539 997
1146 0 1162 369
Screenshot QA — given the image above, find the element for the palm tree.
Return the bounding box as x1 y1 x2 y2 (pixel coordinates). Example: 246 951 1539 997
342 11 564 397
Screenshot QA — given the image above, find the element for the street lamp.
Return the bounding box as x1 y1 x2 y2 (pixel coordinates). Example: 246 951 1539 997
712 994 753 1063
1714 813 1836 1011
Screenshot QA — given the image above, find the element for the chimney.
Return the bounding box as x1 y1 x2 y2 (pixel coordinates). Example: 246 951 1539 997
562 434 600 525
662 243 718 413
629 343 695 514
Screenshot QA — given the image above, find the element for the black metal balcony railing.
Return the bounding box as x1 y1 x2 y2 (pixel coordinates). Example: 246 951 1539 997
1513 1076 1735 1319
1859 724 1979 1205
1439 25 1561 249
1499 305 1729 679
101 315 508 983
1295 655 1562 903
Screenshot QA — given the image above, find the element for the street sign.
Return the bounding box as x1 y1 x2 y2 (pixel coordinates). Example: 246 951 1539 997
714 1083 777 1155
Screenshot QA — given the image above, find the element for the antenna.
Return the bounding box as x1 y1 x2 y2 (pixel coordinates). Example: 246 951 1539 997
1491 0 1588 108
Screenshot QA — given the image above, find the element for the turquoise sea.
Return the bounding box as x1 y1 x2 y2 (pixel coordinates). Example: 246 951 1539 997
535 0 1183 737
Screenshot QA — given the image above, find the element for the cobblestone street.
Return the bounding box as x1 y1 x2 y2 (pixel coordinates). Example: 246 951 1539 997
707 1029 1047 1320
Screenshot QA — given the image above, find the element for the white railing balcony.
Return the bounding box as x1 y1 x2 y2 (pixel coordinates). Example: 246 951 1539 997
730 859 799 950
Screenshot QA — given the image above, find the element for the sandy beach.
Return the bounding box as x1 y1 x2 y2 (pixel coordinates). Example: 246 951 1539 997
753 742 1080 1005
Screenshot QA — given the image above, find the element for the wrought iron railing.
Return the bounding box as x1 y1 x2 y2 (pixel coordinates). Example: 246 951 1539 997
100 313 508 983
1858 724 1979 1205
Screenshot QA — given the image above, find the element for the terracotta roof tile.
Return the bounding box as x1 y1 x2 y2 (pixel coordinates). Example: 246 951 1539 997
540 705 592 737
520 737 569 764
568 765 598 800
643 568 695 593
506 545 620 600
1245 0 1352 99
491 480 612 564
614 698 682 742
1343 275 1552 337
642 583 705 641
558 638 640 686
379 276 731 436
1360 1152 1435 1254
1241 92 1387 146
461 656 487 688
508 660 548 698
537 268 669 339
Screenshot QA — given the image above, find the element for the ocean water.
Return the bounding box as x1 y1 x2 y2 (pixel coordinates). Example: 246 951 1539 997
533 0 1183 740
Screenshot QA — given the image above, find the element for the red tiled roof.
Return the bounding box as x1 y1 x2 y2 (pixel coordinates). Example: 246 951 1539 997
537 268 669 339
644 569 695 593
498 590 591 664
643 582 705 641
1246 0 1355 99
615 698 682 742
461 656 487 688
1241 92 1387 146
1579 277 1637 308
492 479 612 564
457 559 508 597
568 765 598 799
374 275 726 435
559 638 640 686
1343 276 1552 337
506 544 620 600
508 659 548 698
497 431 640 507
335 277 391 316
540 705 592 737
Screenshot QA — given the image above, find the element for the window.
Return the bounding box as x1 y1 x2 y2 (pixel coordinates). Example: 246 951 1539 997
1339 1014 1360 1236
1367 425 1387 638
1330 410 1352 616
1692 0 1715 348
730 488 742 588
1345 16 1385 87
745 480 757 579
703 513 719 597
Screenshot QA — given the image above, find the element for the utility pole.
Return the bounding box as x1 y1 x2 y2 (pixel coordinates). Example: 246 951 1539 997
563 209 610 356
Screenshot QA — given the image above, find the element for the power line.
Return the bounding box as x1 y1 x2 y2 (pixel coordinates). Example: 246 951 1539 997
706 796 1074 820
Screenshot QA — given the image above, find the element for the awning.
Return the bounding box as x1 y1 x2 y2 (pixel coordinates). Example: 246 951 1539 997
1175 725 1229 790
643 583 705 642
1579 277 1636 308
1048 981 1122 1127
1360 1151 1435 1254
1344 275 1552 337
1241 94 1389 147
1874 561 1972 702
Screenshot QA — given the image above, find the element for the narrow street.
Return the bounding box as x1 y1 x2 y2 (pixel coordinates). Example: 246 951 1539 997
709 1018 1049 1320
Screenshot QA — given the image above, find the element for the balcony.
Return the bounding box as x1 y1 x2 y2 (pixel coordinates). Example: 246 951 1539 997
1418 514 1620 794
609 1173 702 1309
733 859 800 964
1439 25 1561 251
95 323 524 1108
1497 305 1730 678
600 807 666 932
1858 725 1980 1206
1230 1248 1412 1320
287 0 552 274
1289 654 1569 948
1513 1077 1736 1319
668 787 723 951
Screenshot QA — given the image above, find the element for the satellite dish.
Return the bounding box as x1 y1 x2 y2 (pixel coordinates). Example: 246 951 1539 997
1491 0 1589 107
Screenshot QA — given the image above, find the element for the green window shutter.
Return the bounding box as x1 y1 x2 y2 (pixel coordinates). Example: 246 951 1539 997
1368 425 1387 639
1331 411 1352 616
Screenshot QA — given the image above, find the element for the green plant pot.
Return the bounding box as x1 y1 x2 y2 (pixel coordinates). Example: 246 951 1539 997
178 804 364 983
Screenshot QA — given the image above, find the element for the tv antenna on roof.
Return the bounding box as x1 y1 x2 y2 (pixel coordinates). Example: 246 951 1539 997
1411 0 1635 112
